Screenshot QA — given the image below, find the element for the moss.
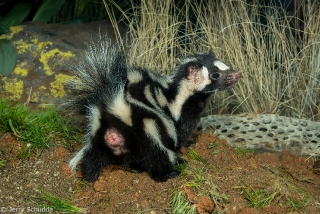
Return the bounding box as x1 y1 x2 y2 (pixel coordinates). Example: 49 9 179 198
0 26 23 40
3 78 24 100
40 48 74 76
13 64 29 76
14 38 53 55
50 74 76 98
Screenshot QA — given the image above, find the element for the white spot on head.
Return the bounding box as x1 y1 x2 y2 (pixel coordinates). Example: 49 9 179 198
213 60 229 71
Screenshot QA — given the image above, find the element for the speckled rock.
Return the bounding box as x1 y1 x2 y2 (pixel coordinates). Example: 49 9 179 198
0 21 127 106
197 113 320 156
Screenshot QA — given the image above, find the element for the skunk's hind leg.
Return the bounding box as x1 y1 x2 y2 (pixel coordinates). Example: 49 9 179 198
80 143 111 182
146 151 185 182
69 143 106 181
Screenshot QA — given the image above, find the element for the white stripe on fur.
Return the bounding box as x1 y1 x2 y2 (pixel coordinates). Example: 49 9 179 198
213 60 229 71
143 118 176 164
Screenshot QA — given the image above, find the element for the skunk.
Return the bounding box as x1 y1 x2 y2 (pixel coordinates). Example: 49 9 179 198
65 36 241 182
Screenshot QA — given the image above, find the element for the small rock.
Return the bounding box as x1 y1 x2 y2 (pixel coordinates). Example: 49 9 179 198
196 196 215 214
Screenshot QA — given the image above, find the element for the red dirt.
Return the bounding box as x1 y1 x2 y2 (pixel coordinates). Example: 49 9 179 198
0 131 319 213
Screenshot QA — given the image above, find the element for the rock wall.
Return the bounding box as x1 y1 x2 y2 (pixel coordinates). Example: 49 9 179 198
0 21 127 106
198 113 320 156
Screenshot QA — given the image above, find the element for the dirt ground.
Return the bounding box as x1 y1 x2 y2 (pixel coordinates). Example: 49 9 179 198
0 131 320 214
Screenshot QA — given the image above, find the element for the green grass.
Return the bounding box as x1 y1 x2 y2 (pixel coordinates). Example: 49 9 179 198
185 149 208 164
235 147 255 157
171 191 196 214
32 188 81 213
286 183 312 211
179 165 229 212
0 159 6 168
238 185 277 208
0 98 81 150
235 179 313 211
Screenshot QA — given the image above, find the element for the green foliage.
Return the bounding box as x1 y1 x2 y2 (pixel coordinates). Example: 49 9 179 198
0 23 9 34
33 0 65 22
239 185 277 208
235 147 255 157
185 149 208 164
0 98 81 149
0 159 6 168
0 2 32 30
0 0 66 76
32 188 81 213
286 183 312 211
0 2 32 76
0 39 17 76
171 191 196 214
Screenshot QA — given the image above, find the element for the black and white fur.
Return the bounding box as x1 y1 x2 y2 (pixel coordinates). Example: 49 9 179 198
65 36 241 182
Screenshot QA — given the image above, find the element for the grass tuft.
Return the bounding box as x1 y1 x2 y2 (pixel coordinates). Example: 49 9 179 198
185 149 208 164
0 98 81 149
0 159 6 168
286 182 312 211
238 185 277 208
171 191 196 214
32 188 81 213
235 147 255 157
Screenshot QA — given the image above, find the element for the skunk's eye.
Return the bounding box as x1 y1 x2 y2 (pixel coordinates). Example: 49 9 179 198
211 72 220 80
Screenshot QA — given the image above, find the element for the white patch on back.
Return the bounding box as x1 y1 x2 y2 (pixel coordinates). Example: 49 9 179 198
109 91 133 126
213 60 229 71
127 70 143 84
144 85 155 105
126 93 178 145
155 88 168 107
88 105 101 135
143 118 176 164
168 79 194 121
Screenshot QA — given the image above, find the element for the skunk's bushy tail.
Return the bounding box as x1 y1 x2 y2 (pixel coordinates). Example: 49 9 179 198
63 35 128 116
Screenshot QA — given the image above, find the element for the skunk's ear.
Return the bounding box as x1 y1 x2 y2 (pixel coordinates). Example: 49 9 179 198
187 64 202 81
208 51 216 58
186 64 212 91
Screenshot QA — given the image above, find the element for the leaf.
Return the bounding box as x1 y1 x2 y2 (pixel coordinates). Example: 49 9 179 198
32 0 65 22
0 2 32 28
0 23 9 34
0 39 17 76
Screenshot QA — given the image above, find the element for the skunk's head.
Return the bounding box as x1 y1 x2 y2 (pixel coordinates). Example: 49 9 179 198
176 52 241 93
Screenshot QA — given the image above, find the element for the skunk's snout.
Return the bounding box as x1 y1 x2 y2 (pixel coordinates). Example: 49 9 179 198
224 71 241 89
233 72 241 80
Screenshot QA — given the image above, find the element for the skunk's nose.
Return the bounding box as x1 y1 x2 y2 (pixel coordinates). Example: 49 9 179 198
234 72 241 80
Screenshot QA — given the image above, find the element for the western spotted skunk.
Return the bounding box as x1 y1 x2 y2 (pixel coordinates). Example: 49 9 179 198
66 36 241 182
